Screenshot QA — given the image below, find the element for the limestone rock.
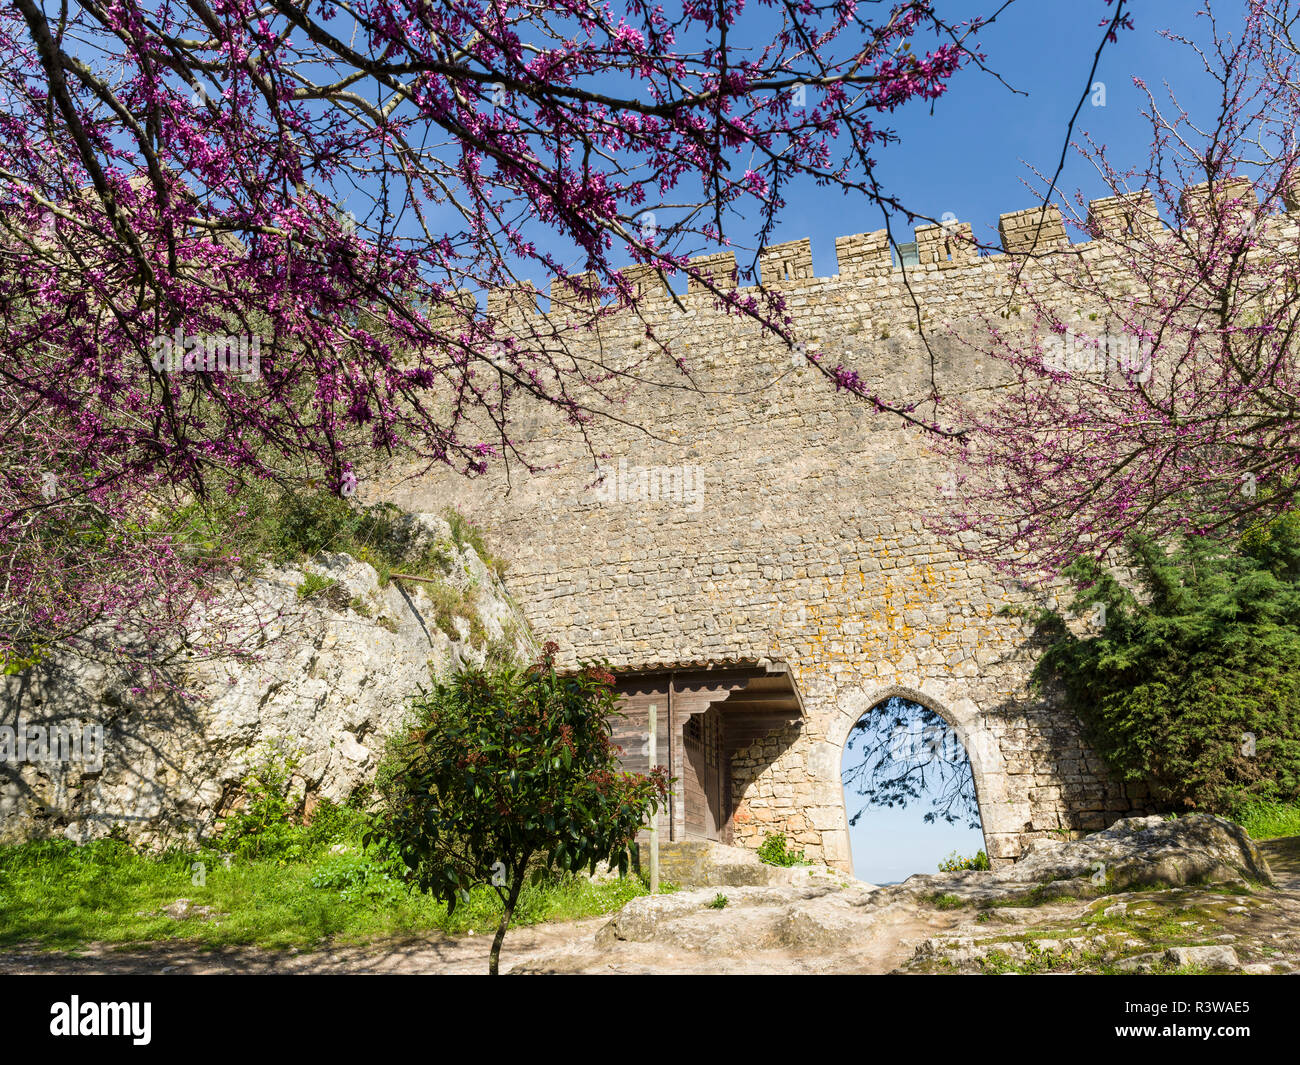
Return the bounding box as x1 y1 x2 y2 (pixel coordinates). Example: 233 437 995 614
0 518 531 850
653 839 860 889
582 816 1272 964
1164 945 1240 971
892 815 1271 906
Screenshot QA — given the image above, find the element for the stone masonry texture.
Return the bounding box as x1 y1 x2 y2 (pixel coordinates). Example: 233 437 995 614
367 197 1240 871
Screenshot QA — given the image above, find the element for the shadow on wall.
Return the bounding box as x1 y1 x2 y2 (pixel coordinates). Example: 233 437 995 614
1 656 204 846
729 719 804 852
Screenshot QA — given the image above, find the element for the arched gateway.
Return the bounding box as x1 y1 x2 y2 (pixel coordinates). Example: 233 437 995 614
381 203 1163 869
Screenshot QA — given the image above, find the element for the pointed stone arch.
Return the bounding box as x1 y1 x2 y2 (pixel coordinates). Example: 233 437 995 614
828 683 1020 869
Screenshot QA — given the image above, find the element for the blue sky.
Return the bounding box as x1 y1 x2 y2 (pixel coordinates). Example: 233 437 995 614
732 0 1239 277
474 1 1242 298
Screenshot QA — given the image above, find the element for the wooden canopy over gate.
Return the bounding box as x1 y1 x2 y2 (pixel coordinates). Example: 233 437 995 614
610 663 804 844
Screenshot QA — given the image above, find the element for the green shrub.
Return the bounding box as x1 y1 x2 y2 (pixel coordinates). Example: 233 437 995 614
757 832 806 867
308 851 407 904
370 649 666 973
165 478 501 589
216 741 307 861
938 849 990 872
296 572 340 601
301 798 371 850
424 581 487 643
1032 519 1300 813
444 506 506 579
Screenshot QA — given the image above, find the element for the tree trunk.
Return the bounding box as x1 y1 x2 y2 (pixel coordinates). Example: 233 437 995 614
488 859 528 975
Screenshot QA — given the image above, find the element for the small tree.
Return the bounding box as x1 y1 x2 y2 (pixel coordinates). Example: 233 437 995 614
371 643 666 974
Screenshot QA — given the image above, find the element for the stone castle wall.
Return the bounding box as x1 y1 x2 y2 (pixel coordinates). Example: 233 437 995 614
375 190 1284 870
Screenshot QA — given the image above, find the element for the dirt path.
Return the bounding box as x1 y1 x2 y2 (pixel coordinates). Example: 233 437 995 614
0 894 969 975
0 916 616 975
0 905 964 975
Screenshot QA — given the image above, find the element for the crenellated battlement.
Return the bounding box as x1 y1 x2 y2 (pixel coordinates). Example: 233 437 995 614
485 182 1297 321
485 280 538 321
758 238 814 285
1087 191 1162 240
915 220 978 266
997 205 1069 255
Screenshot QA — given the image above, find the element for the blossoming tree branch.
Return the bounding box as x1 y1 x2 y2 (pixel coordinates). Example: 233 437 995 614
943 0 1300 576
0 0 1127 669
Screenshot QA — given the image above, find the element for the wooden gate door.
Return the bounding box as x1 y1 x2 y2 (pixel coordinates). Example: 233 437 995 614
683 707 724 840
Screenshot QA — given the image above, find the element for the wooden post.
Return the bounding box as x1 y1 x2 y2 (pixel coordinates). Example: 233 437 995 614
648 702 659 895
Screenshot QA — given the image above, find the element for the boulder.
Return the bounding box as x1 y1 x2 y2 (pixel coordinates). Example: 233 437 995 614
1165 945 1240 971
891 815 1271 905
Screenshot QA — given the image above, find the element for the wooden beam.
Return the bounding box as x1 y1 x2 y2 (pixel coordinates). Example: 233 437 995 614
388 571 442 585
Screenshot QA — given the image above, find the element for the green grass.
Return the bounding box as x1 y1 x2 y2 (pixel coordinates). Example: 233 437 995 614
1233 799 1300 841
0 837 648 953
0 749 648 955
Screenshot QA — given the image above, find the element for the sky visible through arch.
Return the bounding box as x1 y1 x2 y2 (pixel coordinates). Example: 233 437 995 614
846 791 987 885
841 696 986 885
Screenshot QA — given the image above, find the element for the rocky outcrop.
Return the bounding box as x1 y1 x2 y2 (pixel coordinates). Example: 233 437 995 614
522 815 1274 972
887 814 1272 905
593 881 892 954
0 513 531 849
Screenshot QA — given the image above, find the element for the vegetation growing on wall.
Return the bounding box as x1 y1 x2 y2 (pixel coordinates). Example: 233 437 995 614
938 850 990 872
757 833 808 868
1030 515 1300 815
443 506 508 580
